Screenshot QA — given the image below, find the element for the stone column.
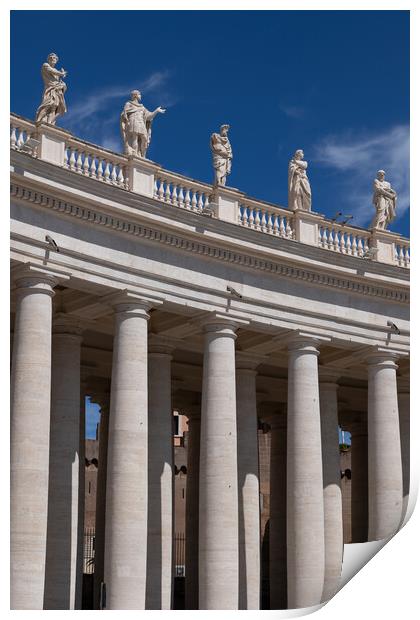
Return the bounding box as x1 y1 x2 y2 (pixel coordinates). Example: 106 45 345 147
199 318 239 610
367 352 403 540
287 336 324 609
184 406 201 610
75 382 87 610
265 407 287 610
44 315 83 609
10 266 59 610
349 419 368 543
103 294 153 610
398 379 410 525
236 359 261 610
146 339 174 610
319 374 343 603
93 397 110 610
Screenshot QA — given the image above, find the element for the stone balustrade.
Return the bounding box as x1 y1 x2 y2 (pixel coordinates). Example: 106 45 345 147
10 113 410 268
63 139 129 189
318 222 371 257
154 172 212 214
239 199 294 239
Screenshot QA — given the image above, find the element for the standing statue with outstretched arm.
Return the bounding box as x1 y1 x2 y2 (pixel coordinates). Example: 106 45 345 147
210 124 233 186
35 53 67 125
288 149 312 211
371 170 397 230
120 90 166 158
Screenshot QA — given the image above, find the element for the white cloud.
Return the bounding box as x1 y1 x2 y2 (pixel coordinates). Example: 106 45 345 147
314 126 410 226
65 70 172 143
279 104 305 119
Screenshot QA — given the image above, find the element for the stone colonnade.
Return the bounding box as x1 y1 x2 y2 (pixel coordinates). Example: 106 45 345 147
10 266 408 610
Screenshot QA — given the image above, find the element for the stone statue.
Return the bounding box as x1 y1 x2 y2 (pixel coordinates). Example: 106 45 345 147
35 53 67 125
120 90 166 158
210 124 233 186
288 149 312 211
371 170 397 230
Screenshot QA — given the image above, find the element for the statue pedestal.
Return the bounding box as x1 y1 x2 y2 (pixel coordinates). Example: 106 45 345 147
35 123 72 166
126 156 160 198
370 229 400 265
212 186 244 224
292 209 324 246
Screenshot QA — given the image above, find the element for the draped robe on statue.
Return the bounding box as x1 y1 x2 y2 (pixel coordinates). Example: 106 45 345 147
35 63 67 124
288 158 312 211
371 179 397 229
120 100 153 157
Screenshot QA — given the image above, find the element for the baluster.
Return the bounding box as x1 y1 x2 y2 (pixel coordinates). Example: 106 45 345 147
178 186 185 208
88 155 96 178
191 190 198 211
286 217 293 238
345 233 351 254
273 214 279 235
17 129 25 149
69 148 77 171
63 146 69 168
97 158 104 181
333 228 340 252
165 182 171 203
75 151 83 173
248 208 255 228
83 153 90 176
117 167 124 187
327 227 334 249
351 236 357 256
185 188 191 209
197 192 204 212
10 125 17 149
111 163 117 184
171 184 178 205
104 161 111 183
157 179 164 200
339 231 345 253
321 228 328 248
357 237 364 257
279 216 285 237
203 194 210 212
254 209 261 230
399 246 405 266
238 205 244 225
405 246 410 267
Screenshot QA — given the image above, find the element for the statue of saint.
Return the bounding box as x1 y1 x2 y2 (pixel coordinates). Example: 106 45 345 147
371 170 397 230
35 53 67 125
210 124 233 186
288 149 312 211
120 90 166 158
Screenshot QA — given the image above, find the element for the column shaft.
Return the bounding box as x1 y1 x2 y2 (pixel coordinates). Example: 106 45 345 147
104 301 150 609
350 422 368 543
199 322 239 610
398 387 410 525
368 355 403 540
269 416 287 610
319 381 343 602
44 324 83 609
10 273 56 609
287 338 324 608
236 368 260 610
146 350 174 610
93 402 110 609
185 411 200 610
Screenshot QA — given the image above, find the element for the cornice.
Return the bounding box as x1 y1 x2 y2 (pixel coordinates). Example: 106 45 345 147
10 181 409 305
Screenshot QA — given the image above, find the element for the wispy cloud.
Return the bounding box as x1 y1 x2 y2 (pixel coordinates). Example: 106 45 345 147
65 70 174 150
314 125 409 225
279 104 305 119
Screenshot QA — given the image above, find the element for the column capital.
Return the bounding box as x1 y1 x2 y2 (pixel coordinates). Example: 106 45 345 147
12 263 70 294
318 367 341 385
286 330 331 354
101 289 163 317
52 312 83 338
236 351 267 371
148 334 177 356
366 350 399 370
201 311 250 336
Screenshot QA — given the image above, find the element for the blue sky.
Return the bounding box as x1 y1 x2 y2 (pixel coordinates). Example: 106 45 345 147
11 10 409 237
